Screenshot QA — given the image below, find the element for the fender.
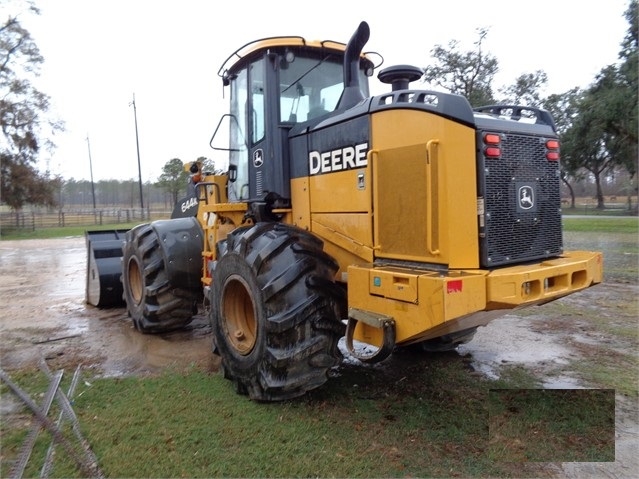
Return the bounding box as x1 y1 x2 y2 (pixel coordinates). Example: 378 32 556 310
150 217 204 290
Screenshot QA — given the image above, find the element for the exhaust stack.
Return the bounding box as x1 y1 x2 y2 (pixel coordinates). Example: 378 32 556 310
337 21 370 110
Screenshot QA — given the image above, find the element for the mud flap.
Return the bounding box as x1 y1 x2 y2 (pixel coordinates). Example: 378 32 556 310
85 230 128 307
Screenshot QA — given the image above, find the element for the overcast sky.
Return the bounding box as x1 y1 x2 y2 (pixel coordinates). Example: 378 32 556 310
7 0 631 182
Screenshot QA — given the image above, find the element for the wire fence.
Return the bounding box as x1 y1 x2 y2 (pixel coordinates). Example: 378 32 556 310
0 208 172 233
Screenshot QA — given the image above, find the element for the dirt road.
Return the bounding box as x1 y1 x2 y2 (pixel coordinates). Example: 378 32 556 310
1 236 637 478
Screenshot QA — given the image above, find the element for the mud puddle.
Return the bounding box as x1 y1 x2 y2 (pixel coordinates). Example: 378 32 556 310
0 237 216 376
458 315 578 388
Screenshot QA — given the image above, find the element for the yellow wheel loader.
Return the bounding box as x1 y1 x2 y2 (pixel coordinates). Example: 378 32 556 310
86 21 602 401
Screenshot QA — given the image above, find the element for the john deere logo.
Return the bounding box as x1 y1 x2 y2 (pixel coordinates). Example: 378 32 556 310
518 185 534 210
253 149 264 168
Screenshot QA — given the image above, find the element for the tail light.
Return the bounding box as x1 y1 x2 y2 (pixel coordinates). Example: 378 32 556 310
546 139 560 161
483 133 501 158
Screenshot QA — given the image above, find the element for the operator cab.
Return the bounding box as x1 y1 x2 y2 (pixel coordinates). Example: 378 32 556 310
212 34 375 206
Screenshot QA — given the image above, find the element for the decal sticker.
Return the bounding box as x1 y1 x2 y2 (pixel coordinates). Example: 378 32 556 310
181 196 198 213
309 143 368 175
518 185 534 210
516 182 538 213
447 279 463 294
253 149 264 168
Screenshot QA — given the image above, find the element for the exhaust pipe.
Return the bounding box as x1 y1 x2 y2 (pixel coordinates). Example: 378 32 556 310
337 21 370 110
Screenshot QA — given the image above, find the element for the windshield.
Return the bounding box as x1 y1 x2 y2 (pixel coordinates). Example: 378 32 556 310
279 51 369 123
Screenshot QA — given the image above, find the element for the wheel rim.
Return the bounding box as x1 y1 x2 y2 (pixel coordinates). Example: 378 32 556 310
127 257 143 305
221 276 257 355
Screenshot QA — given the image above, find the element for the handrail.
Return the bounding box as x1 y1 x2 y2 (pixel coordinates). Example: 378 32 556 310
426 139 440 256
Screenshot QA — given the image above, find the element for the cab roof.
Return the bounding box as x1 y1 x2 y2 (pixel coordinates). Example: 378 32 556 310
217 36 380 79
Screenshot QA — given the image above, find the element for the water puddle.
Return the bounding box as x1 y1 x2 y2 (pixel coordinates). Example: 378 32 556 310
457 314 575 383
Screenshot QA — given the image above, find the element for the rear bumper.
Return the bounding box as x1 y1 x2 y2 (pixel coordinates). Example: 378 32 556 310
485 250 603 308
347 250 603 344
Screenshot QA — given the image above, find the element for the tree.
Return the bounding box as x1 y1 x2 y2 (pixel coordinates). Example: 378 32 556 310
558 1 638 210
589 64 638 209
197 156 220 174
0 2 63 210
543 88 586 208
422 28 498 107
157 158 187 204
598 0 638 209
562 90 617 209
499 70 548 106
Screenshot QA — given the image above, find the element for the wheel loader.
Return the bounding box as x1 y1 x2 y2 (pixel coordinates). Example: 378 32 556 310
86 21 603 401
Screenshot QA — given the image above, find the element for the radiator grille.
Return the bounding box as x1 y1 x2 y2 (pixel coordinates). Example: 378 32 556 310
478 132 563 267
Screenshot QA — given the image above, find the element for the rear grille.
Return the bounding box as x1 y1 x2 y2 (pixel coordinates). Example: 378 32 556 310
478 132 563 267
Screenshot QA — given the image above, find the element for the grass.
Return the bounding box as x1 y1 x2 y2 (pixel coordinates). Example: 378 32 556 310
489 364 544 389
562 208 636 217
0 223 140 240
0 370 84 478
3 341 627 478
543 299 638 343
562 218 638 283
562 216 638 234
520 254 638 398
488 389 615 462
2 357 541 479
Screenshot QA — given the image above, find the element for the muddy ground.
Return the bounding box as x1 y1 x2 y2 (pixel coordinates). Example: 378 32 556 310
0 236 637 478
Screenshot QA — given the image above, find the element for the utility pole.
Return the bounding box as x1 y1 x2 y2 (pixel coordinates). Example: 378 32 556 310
86 135 97 210
130 93 144 212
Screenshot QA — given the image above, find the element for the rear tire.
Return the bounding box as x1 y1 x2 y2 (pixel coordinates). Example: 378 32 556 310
210 222 345 401
122 223 199 333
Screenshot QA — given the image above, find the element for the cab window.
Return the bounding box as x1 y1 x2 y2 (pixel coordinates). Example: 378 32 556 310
279 53 345 123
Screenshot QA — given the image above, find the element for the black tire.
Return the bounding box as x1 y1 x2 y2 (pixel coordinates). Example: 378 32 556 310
210 222 345 401
122 223 199 333
411 327 478 353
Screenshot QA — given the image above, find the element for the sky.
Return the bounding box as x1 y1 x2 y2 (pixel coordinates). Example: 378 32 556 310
6 0 631 182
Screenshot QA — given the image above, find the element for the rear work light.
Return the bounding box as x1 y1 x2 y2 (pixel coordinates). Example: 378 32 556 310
483 133 501 158
546 138 560 161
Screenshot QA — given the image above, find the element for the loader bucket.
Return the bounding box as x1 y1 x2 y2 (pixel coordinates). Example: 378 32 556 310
85 229 129 307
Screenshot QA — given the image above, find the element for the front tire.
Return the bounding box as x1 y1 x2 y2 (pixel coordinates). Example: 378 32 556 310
122 222 201 333
210 223 345 401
